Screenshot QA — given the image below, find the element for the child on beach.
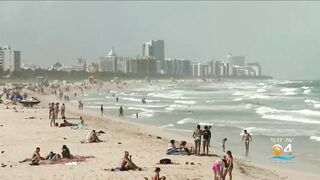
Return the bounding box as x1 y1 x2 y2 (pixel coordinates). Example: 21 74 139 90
221 138 227 153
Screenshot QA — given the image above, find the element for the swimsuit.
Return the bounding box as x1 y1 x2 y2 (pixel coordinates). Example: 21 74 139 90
212 162 221 171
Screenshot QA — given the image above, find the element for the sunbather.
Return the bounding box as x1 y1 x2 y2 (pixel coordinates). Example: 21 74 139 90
19 147 45 165
45 151 61 161
82 130 102 143
119 151 140 171
61 145 71 159
60 119 77 127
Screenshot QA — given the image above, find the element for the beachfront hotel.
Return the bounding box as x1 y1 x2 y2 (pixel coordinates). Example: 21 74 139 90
0 45 21 73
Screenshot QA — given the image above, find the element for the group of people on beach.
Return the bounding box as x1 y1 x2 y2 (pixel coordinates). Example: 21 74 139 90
191 124 253 180
193 124 212 156
49 102 66 127
20 82 256 180
19 145 89 166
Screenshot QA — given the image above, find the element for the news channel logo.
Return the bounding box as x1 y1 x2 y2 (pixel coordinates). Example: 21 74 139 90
270 137 295 161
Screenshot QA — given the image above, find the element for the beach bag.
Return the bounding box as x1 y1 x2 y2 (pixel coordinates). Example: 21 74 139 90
160 158 171 164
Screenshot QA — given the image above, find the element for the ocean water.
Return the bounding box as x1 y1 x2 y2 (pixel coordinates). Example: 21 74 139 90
74 79 320 173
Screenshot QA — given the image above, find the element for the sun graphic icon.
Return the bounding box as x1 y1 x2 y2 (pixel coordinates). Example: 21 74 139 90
272 144 283 156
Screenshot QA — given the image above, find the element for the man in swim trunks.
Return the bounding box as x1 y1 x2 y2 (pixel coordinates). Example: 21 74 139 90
20 147 45 164
242 129 252 156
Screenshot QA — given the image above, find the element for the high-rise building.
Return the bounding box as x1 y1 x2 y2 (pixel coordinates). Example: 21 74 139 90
0 45 21 72
142 40 165 70
207 60 215 77
126 57 157 75
87 62 99 73
99 48 118 72
192 64 198 77
192 63 208 77
164 58 192 77
72 57 86 71
247 62 262 76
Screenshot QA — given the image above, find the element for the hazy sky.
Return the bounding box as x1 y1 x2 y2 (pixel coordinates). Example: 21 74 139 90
0 1 319 80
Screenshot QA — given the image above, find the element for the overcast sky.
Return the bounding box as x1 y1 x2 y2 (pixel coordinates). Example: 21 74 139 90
0 1 319 80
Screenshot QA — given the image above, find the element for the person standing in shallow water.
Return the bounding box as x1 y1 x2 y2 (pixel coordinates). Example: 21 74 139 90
100 105 104 116
192 124 202 156
119 106 124 117
242 129 252 156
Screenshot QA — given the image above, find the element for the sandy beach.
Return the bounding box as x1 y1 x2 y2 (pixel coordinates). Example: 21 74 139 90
0 82 319 180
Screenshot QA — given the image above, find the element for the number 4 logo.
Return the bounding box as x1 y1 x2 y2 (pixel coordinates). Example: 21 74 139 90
283 144 292 154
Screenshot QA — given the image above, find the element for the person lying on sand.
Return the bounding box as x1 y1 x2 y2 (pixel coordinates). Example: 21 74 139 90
81 130 102 143
59 119 77 127
45 151 61 161
151 167 166 180
19 147 45 165
60 145 94 161
119 151 141 171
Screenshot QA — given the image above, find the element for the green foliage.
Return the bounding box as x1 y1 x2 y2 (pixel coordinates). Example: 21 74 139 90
6 69 188 81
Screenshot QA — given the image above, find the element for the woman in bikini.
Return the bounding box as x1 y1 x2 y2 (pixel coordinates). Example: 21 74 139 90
192 124 202 156
225 151 233 180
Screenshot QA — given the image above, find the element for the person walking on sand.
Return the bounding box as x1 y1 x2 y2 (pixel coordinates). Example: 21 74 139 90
202 125 211 155
100 105 104 116
242 129 252 156
61 103 66 119
49 103 54 119
55 103 59 119
119 106 124 117
50 104 56 127
116 96 119 103
192 124 202 156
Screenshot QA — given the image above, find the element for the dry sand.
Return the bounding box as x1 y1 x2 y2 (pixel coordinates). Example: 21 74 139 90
0 83 319 180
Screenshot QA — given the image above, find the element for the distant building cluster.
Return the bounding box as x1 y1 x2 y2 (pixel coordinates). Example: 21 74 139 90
0 45 21 73
17 40 264 78
193 55 262 78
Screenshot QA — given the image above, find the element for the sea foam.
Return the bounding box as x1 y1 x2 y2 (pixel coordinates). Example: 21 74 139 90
310 136 320 142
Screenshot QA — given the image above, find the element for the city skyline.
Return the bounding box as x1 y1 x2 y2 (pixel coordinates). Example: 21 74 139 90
1 2 320 79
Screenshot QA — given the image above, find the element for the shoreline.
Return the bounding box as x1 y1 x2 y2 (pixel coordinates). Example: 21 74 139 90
0 82 318 179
